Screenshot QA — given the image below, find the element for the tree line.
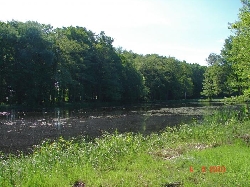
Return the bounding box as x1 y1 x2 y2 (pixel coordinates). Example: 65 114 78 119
201 0 250 101
0 20 206 106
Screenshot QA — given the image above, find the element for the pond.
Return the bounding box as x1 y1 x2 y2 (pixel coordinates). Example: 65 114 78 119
0 102 223 154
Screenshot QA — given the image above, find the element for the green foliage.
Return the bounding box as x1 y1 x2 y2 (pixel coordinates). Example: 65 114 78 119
0 20 205 106
0 21 54 106
127 53 203 100
200 1 250 101
201 65 221 99
217 0 250 100
119 52 147 101
0 107 249 186
201 53 230 100
191 64 206 98
230 8 250 94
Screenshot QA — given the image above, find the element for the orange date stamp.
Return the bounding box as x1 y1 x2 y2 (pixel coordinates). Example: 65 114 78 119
190 166 226 173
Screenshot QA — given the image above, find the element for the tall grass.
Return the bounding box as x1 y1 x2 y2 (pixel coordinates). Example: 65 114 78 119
0 106 249 186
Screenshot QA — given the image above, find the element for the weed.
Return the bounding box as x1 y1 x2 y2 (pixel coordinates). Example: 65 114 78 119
0 107 249 186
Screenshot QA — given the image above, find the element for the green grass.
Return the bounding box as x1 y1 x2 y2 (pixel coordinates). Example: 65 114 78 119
0 107 249 186
174 143 250 186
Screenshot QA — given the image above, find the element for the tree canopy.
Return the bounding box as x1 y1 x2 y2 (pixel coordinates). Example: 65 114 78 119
0 20 206 106
201 0 250 100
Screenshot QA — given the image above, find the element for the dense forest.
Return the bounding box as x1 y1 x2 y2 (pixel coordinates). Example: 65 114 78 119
0 0 249 106
0 20 205 106
201 0 250 101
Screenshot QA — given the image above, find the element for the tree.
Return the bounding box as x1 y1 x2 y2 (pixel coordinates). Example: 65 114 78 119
119 53 146 102
93 31 124 101
136 54 197 100
0 20 206 106
190 63 206 98
228 0 250 97
201 53 227 100
0 21 54 106
201 66 221 100
52 26 95 103
177 62 194 99
221 36 241 95
0 21 18 104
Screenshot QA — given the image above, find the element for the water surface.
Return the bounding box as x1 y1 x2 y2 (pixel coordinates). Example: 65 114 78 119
0 102 222 153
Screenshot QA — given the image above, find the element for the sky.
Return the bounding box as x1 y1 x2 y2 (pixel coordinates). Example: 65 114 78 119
0 0 243 66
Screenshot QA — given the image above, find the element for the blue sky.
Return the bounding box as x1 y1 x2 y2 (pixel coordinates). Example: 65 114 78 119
0 0 243 65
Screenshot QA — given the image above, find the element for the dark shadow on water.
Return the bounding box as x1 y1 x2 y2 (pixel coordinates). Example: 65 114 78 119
0 102 223 154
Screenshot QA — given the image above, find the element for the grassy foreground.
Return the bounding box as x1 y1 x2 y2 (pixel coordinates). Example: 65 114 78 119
0 107 249 186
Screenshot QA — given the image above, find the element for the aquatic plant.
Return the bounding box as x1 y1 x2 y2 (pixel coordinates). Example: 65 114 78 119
0 108 249 186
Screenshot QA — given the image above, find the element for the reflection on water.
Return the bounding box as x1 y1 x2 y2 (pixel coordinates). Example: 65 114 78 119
54 108 61 131
0 102 224 153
